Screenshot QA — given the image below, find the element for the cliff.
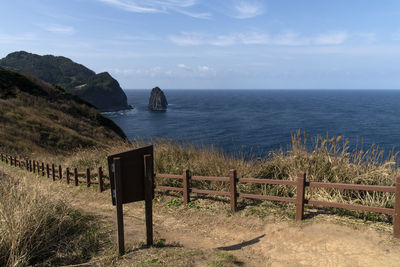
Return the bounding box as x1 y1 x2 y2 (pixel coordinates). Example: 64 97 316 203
0 67 127 154
74 72 130 112
0 51 132 112
148 87 168 111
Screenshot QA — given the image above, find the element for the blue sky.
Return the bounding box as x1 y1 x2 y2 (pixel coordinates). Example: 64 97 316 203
1 0 400 89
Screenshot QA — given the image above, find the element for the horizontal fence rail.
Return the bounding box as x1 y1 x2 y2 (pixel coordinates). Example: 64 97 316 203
154 168 400 238
1 152 400 238
0 153 107 192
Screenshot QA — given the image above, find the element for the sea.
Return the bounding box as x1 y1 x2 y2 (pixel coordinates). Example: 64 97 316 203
104 89 400 158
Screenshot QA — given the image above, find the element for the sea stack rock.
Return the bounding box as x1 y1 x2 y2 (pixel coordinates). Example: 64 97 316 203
148 86 168 111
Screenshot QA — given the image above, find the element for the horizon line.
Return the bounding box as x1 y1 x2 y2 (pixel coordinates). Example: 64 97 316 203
123 88 400 90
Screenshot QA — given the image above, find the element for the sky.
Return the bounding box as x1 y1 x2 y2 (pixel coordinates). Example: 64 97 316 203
1 0 400 89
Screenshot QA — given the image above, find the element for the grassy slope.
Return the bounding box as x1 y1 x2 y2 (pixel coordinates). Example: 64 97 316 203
0 67 126 155
0 167 105 266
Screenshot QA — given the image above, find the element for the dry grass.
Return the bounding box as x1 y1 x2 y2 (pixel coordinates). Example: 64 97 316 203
4 131 399 223
0 169 105 266
49 132 399 222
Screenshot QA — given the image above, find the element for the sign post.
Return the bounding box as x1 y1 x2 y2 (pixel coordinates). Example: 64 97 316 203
144 154 153 246
107 146 154 256
113 157 125 255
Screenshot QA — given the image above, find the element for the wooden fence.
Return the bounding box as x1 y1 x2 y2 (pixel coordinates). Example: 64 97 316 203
1 152 399 238
0 153 106 192
155 170 400 238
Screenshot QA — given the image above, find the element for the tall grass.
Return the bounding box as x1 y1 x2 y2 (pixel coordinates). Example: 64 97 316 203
0 170 103 266
26 132 400 220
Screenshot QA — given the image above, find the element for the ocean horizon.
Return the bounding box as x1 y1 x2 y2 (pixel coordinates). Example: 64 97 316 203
104 89 400 158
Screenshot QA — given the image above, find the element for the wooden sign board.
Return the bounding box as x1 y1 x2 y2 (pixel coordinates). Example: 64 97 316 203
107 145 154 205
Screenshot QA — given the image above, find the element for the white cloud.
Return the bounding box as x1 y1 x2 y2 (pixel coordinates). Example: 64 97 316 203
313 32 348 45
169 32 204 45
239 32 269 44
98 0 160 13
97 0 210 19
118 34 157 41
0 33 37 44
197 65 209 71
169 32 237 46
174 9 211 19
111 64 216 79
232 0 264 19
197 65 216 76
209 34 237 46
177 63 192 70
170 30 351 47
273 32 310 46
45 25 75 34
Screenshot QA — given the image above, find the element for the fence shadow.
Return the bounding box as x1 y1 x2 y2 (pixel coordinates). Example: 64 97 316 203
216 234 265 251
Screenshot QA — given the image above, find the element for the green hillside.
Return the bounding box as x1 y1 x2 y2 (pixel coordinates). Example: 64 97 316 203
0 51 131 111
0 67 127 154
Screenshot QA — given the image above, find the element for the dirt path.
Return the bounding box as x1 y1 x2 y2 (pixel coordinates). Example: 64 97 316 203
69 188 400 266
3 165 400 266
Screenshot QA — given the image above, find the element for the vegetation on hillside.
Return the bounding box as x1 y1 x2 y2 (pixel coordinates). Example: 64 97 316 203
0 51 131 111
0 51 94 89
0 67 126 155
76 72 130 111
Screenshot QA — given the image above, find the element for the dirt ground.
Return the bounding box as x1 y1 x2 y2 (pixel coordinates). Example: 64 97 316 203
71 187 400 266
3 165 400 266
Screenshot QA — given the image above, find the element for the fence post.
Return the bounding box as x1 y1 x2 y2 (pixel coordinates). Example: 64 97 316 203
33 160 36 173
14 157 17 167
394 176 400 238
74 168 79 186
58 165 62 180
41 163 45 176
10 156 13 166
66 168 70 184
296 172 306 220
98 167 103 192
52 164 55 181
46 164 50 178
26 160 28 170
183 169 190 205
230 169 237 212
86 168 91 187
29 160 32 172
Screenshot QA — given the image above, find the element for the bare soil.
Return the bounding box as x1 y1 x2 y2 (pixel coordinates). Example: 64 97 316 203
68 189 400 266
